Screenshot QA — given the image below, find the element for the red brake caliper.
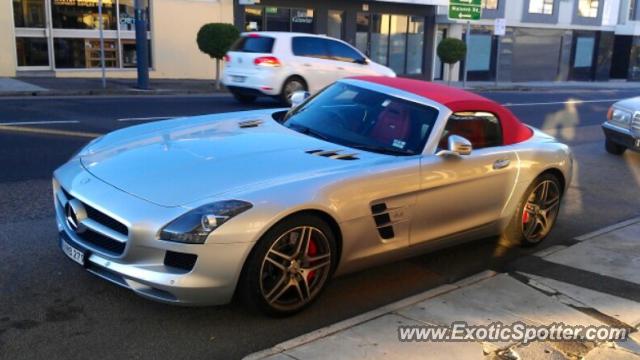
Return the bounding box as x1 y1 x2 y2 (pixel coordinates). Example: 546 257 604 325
307 238 318 283
522 206 530 224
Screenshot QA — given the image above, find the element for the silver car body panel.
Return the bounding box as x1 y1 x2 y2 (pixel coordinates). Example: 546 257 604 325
53 79 573 305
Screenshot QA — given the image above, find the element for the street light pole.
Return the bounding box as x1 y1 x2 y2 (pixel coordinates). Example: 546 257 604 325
135 0 149 90
98 0 106 89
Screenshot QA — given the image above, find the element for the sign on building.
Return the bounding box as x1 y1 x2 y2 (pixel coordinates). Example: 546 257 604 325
448 0 482 20
494 18 506 36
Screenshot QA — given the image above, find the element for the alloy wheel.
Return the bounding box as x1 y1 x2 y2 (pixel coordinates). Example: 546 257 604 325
521 180 561 243
284 80 305 103
259 226 332 311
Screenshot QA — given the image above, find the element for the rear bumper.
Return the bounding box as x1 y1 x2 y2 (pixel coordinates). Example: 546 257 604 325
602 122 640 152
222 69 284 96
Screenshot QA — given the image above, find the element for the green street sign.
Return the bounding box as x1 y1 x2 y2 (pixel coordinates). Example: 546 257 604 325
449 0 482 20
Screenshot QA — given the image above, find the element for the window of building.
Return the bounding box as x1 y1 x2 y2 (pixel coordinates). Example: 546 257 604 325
407 16 424 75
327 10 344 40
528 0 554 15
482 0 499 10
54 38 119 68
574 36 595 68
467 33 493 71
440 112 502 150
51 0 118 30
630 0 638 20
13 0 46 28
578 0 599 18
15 37 49 66
244 6 314 33
118 0 150 31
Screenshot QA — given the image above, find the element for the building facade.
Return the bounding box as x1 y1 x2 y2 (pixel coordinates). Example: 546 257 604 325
436 0 640 82
2 0 640 82
2 0 234 79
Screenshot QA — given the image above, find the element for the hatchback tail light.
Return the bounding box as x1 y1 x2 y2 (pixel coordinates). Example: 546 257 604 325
254 56 281 67
223 54 231 62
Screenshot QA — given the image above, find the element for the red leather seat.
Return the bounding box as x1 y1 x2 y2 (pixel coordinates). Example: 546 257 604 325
439 118 488 149
369 102 411 146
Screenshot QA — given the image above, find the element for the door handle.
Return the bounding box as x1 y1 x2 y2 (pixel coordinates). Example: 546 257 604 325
337 66 345 70
303 63 312 67
493 159 511 170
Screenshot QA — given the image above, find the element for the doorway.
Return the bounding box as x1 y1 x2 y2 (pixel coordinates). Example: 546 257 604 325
610 35 632 79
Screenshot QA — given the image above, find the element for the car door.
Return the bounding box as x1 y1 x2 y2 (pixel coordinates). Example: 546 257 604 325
290 36 340 93
325 39 377 77
411 111 519 245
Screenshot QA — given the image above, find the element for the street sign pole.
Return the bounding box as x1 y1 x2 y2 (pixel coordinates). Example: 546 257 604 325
463 20 470 88
135 0 149 90
98 0 106 89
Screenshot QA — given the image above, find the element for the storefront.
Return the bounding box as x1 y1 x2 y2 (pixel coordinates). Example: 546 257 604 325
233 0 442 79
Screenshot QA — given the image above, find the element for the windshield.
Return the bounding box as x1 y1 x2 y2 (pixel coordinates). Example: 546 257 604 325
283 83 439 156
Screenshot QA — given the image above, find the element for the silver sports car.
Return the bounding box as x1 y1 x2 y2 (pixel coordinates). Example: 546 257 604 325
53 77 572 316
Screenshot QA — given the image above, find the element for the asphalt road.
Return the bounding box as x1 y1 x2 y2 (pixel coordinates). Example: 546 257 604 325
1 89 639 360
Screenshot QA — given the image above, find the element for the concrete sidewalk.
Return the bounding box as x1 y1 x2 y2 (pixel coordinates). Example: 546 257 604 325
2 77 640 97
245 218 640 360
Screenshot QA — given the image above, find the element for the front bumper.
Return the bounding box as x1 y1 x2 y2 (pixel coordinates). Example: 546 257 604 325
53 163 256 306
602 122 640 152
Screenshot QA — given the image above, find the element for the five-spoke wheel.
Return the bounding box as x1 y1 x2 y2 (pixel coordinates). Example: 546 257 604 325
239 215 336 316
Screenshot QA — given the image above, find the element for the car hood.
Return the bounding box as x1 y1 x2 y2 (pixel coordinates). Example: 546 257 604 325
80 111 376 207
614 96 640 111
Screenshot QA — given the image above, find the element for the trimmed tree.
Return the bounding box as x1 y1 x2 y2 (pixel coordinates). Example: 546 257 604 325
197 23 240 90
437 38 467 86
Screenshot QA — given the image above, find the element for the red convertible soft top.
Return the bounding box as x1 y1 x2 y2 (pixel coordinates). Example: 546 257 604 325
352 76 533 145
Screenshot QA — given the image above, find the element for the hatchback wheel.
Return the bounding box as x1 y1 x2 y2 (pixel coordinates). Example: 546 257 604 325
501 174 562 247
239 214 336 316
280 77 307 106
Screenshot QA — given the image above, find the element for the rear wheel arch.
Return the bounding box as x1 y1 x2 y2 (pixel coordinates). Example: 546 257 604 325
538 168 566 194
280 75 308 94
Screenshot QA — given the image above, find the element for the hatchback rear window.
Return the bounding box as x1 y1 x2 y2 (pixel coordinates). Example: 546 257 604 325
230 36 275 53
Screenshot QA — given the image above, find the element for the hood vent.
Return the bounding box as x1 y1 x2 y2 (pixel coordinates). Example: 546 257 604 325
238 119 264 128
306 149 359 161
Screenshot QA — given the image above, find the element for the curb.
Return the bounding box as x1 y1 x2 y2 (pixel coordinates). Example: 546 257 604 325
0 89 230 98
243 217 640 360
242 270 497 360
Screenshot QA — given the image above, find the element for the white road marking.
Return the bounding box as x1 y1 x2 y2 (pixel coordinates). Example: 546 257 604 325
0 120 80 126
117 116 175 122
503 99 624 107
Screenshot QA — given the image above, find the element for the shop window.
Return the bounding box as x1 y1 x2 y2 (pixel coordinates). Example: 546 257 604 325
327 10 344 40
467 33 493 71
265 7 290 31
54 38 118 68
51 0 117 30
482 0 498 10
355 13 370 56
244 6 263 31
574 36 595 68
13 0 46 28
528 0 554 15
121 40 153 68
15 37 49 66
577 0 599 18
118 0 150 31
370 14 390 66
388 15 408 75
291 9 314 33
407 16 424 75
630 0 637 20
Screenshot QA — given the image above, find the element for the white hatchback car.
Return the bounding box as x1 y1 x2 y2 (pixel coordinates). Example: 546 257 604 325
222 32 396 104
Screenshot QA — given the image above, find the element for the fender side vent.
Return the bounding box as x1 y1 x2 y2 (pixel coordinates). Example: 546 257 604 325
371 203 395 239
238 119 264 128
306 149 359 160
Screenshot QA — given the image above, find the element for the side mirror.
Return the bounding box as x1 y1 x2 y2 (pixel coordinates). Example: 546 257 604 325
290 91 310 108
437 135 473 157
354 57 368 65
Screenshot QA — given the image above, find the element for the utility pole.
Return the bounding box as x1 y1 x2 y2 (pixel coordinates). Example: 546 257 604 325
463 20 470 89
98 0 106 89
135 0 149 90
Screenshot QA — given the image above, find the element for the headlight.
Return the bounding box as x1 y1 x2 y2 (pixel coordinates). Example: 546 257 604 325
608 108 632 125
159 200 253 244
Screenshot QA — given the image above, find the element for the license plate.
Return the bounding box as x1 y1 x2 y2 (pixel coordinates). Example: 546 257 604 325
231 75 246 83
61 238 86 266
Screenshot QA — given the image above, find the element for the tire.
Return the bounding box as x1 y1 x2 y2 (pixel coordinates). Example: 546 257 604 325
605 138 626 155
279 77 307 106
500 173 563 247
231 92 257 104
238 214 337 317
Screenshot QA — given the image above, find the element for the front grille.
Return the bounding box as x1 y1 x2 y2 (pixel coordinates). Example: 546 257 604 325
61 187 128 255
632 113 640 132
